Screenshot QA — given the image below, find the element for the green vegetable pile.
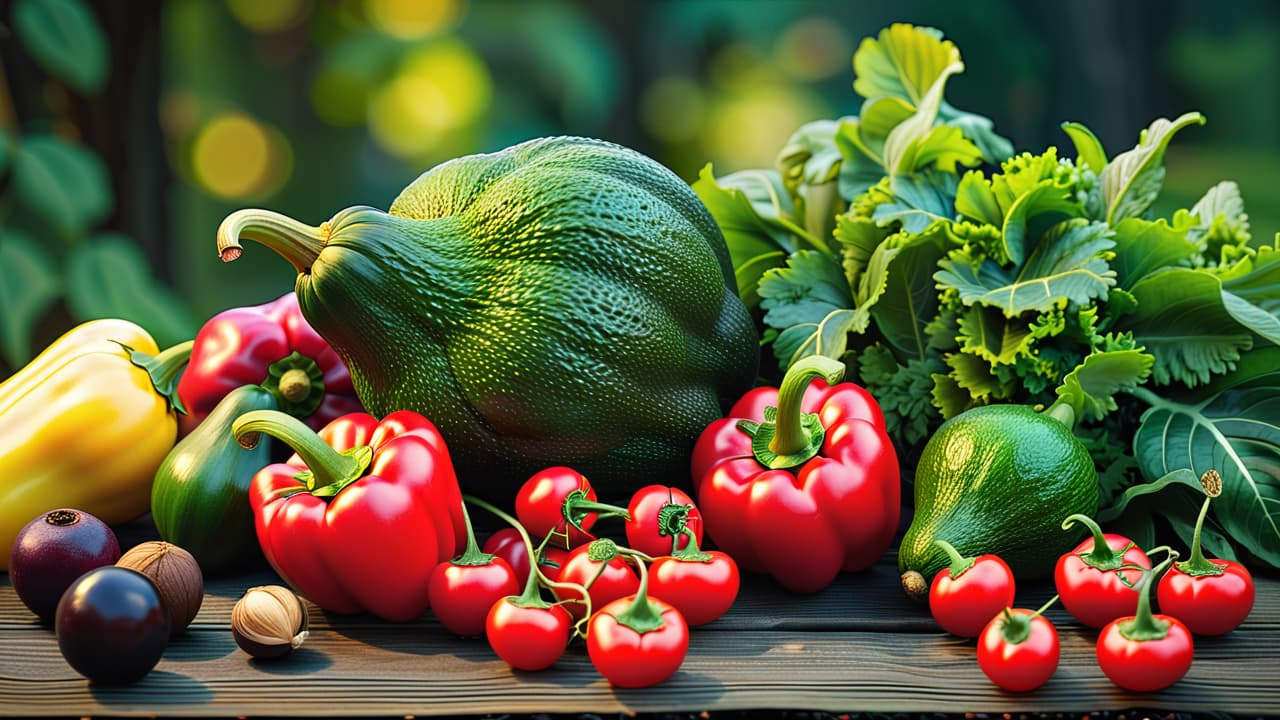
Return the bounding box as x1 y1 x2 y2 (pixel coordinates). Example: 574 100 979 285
693 23 1280 570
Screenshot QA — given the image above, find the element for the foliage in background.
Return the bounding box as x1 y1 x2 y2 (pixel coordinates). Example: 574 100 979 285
695 24 1280 569
1 0 197 372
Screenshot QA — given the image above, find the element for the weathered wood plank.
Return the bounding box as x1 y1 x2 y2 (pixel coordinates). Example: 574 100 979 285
1 627 1277 716
5 561 1277 634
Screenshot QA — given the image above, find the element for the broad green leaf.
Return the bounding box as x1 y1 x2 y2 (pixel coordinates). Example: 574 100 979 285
834 213 888 290
852 24 958 105
777 119 843 193
939 103 1013 164
956 306 1034 366
1184 181 1252 266
935 219 1115 317
13 0 108 93
1108 217 1198 290
835 119 889 200
1001 179 1082 267
1219 247 1280 345
757 250 852 330
1130 371 1280 568
12 135 112 239
883 60 962 175
869 228 948 360
1055 349 1154 423
66 235 198 348
772 308 862 370
955 170 1002 227
857 96 915 160
1060 121 1107 173
1120 267 1253 387
871 171 958 234
734 251 786 309
945 350 1005 401
1100 112 1205 224
930 372 977 420
0 230 62 368
902 125 983 175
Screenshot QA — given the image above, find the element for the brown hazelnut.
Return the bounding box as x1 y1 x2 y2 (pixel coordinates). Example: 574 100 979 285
116 541 204 635
231 585 309 659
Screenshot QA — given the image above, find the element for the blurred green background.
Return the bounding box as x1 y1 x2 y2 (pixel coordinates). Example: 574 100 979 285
2 0 1279 375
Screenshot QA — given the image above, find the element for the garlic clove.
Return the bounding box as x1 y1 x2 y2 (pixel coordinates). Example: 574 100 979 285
231 585 309 660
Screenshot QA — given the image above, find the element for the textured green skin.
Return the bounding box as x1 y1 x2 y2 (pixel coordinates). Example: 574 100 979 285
898 404 1099 580
152 384 277 573
294 137 758 499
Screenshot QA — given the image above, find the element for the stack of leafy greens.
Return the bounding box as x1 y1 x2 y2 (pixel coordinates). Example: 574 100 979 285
693 23 1280 571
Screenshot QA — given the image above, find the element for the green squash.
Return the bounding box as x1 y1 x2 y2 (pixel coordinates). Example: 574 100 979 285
152 384 277 572
217 136 758 499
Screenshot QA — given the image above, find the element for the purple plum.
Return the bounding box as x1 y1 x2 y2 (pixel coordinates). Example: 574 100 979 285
9 508 121 622
56 566 169 684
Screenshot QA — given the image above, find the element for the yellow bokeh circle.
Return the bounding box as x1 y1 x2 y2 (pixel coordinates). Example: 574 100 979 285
365 0 463 40
191 113 293 199
368 40 491 159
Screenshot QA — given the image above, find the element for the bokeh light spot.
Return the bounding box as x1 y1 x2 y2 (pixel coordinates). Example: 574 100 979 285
368 40 491 159
702 88 825 171
641 76 706 144
191 113 292 199
776 17 853 80
226 0 309 33
366 0 463 40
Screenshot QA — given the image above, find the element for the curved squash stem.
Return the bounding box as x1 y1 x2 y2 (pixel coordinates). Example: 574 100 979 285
218 209 327 272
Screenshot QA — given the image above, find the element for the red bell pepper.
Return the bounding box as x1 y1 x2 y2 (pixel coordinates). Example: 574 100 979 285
233 409 466 622
691 356 899 593
177 293 360 431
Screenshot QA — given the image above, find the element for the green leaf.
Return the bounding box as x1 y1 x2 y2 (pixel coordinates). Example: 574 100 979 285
938 103 1013 164
1055 349 1154 423
1060 121 1107 173
930 371 977 420
1100 112 1206 224
65 235 198 348
757 250 852 330
945 350 1005 401
1130 371 1280 568
852 24 958 105
11 135 112 239
853 346 945 447
935 219 1116 317
772 308 861 370
1097 468 1239 562
777 119 844 193
1001 179 1082 267
835 119 891 200
834 213 888 290
0 230 62 368
955 170 1002 227
905 125 983 175
1120 268 1253 387
871 171 958 234
883 61 964 175
13 0 109 93
869 228 948 360
1108 217 1199 290
955 306 1035 366
1219 247 1280 345
735 251 787 309
856 96 915 160
1183 181 1252 267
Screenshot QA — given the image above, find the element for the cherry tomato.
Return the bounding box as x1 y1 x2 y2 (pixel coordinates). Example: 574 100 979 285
485 597 572 671
515 467 628 550
1157 559 1254 636
555 541 639 620
1055 514 1150 628
928 541 1015 638
428 556 520 636
587 594 689 688
625 484 703 557
483 529 533 587
1096 613 1194 691
976 608 1060 692
538 546 570 583
648 551 739 626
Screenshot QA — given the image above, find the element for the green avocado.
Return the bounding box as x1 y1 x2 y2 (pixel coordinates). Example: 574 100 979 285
216 136 758 499
898 403 1099 598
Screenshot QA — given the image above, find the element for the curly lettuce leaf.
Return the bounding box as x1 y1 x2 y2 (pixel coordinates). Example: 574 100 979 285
1100 112 1206 224
1108 217 1198 291
871 170 958 234
1054 349 1155 423
1177 180 1252 267
1060 121 1107 174
855 344 946 447
955 305 1036 366
757 250 852 330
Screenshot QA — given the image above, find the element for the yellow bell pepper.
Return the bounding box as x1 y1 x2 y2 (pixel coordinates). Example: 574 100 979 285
0 319 191 570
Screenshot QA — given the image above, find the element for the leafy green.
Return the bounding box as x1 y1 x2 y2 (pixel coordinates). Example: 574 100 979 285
1100 112 1206 224
66 236 198 348
758 250 852 330
1054 349 1154 423
11 135 113 239
1218 246 1280 346
1061 122 1107 174
856 344 946 447
852 24 957 106
1108 217 1198 290
0 231 62 368
13 0 109 94
871 171 958 234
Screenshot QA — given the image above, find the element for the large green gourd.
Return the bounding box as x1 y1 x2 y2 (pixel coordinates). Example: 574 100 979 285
217 136 758 499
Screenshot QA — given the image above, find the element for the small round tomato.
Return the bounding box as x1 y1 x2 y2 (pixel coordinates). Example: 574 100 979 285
928 541 1015 638
1055 514 1150 628
977 608 1060 692
587 595 689 688
515 467 628 550
648 550 739 626
428 556 520 636
483 528 533 587
538 546 570 583
1096 613 1194 691
625 485 703 557
486 597 573 671
1157 559 1254 636
555 541 639 620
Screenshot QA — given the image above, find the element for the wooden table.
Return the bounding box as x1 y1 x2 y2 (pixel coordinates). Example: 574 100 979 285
2 520 1277 718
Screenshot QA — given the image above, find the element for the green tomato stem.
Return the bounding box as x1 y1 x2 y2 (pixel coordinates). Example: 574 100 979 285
562 489 630 532
451 499 496 567
217 209 326 272
232 409 371 497
610 551 664 635
933 539 975 579
1177 496 1226 577
1118 552 1180 642
463 494 583 613
1061 513 1125 570
670 526 712 563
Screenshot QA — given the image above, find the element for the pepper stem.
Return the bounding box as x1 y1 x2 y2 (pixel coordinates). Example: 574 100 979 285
1118 552 1180 642
998 595 1059 646
232 409 371 497
670 526 712 563
118 339 194 415
451 500 495 567
611 552 664 635
1177 472 1227 577
218 209 327 272
1061 513 1125 570
739 356 845 469
933 539 975 579
263 352 326 419
562 489 630 532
